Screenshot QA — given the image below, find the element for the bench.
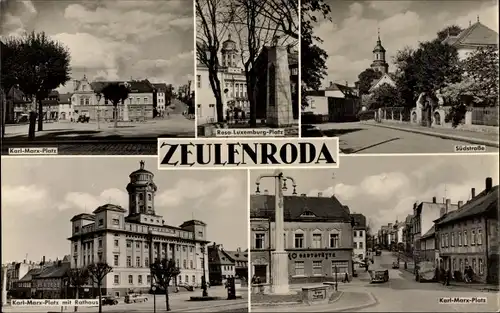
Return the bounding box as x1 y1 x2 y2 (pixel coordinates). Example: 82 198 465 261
301 285 333 305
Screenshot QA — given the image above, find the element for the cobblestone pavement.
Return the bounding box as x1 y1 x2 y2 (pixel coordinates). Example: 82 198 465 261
2 142 158 155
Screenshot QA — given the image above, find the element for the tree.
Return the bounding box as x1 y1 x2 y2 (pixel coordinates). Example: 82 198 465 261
100 82 130 128
67 268 90 312
2 31 71 135
86 262 113 313
366 83 400 109
436 25 463 42
357 68 382 96
301 0 331 108
196 0 236 124
150 258 181 312
1 41 18 137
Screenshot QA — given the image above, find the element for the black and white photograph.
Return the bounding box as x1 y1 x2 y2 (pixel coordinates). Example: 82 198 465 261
301 0 499 154
1 157 248 312
0 1 195 155
196 0 299 137
249 155 499 312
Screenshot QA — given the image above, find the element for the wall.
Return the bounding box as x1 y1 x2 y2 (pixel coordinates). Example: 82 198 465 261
303 96 328 115
421 206 441 240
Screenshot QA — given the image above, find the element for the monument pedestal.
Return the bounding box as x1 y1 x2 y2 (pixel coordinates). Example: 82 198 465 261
266 46 293 127
123 104 129 122
271 251 289 294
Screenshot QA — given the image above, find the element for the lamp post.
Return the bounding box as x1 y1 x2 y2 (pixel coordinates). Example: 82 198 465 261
200 246 208 297
255 170 297 294
334 265 338 291
96 93 102 130
151 285 156 313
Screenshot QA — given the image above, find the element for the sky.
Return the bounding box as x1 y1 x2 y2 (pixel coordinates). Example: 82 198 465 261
1 157 248 263
250 154 499 232
312 0 499 87
0 0 194 93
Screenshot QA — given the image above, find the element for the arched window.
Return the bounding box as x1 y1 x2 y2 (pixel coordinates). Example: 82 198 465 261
139 194 143 201
148 194 152 201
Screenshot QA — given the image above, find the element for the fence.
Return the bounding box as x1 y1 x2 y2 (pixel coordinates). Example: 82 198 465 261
471 107 499 127
381 107 412 122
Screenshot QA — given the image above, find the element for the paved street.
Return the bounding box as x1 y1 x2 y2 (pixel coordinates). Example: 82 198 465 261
313 122 499 154
3 286 248 313
252 251 498 312
2 113 194 155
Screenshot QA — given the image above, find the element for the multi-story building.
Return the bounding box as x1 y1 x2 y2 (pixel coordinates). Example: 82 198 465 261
31 258 70 299
68 161 210 298
152 83 170 115
58 93 73 121
403 214 414 255
208 244 248 285
434 177 498 284
196 35 250 125
250 192 353 284
351 213 367 261
5 260 38 293
411 197 458 263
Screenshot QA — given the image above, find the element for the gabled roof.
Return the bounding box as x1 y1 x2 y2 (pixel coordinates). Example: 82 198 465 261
421 225 435 239
70 213 95 222
18 268 42 282
250 195 351 223
224 250 248 262
152 83 168 91
443 22 498 47
59 93 72 104
436 185 498 225
127 80 154 93
36 262 70 279
326 83 356 97
351 213 367 229
369 73 397 92
93 203 127 214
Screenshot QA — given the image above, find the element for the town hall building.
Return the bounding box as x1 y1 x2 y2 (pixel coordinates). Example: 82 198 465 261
68 161 209 297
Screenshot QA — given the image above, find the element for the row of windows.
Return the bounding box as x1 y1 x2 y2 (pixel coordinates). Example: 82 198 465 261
354 242 364 249
441 229 483 248
254 233 340 249
450 257 484 275
114 274 197 285
74 97 152 106
353 230 364 237
293 261 349 276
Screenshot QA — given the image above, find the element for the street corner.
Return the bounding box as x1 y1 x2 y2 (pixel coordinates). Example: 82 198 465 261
327 291 378 312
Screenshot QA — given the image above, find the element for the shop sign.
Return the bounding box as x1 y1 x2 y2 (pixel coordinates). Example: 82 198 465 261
288 252 336 260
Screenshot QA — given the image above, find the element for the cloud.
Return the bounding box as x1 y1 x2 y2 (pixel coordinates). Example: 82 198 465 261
2 185 51 214
0 0 37 37
368 1 412 16
57 188 128 212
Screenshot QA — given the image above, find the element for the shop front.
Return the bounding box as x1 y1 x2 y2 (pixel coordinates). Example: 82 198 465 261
287 249 352 284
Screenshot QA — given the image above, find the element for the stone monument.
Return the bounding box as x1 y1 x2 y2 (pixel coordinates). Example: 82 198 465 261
266 46 293 127
271 170 289 294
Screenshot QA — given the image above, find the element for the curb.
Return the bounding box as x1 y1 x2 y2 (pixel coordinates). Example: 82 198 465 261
2 135 194 145
252 291 344 309
330 292 378 312
364 122 499 148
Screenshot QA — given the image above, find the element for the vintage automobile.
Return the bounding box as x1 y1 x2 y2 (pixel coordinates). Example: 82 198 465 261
369 269 389 283
415 261 436 282
125 294 148 304
77 115 90 123
101 296 119 305
375 250 382 256
392 261 400 269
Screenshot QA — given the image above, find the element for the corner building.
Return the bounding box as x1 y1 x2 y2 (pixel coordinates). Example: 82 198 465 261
250 193 354 284
68 161 209 297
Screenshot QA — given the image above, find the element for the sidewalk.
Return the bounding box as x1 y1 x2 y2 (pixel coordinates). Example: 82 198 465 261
448 281 500 292
364 121 499 147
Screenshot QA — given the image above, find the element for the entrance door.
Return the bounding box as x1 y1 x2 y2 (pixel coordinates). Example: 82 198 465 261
254 265 267 283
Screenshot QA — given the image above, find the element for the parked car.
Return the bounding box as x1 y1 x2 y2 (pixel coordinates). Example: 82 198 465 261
125 294 148 304
375 250 382 256
101 296 118 305
301 124 327 137
415 261 436 282
77 115 90 123
392 262 400 269
369 269 389 283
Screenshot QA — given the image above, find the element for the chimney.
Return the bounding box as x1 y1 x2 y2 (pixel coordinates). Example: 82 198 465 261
237 247 241 252
471 188 476 198
445 199 450 214
432 197 437 203
301 193 307 197
42 256 45 264
345 81 348 87
329 81 334 87
440 207 446 217
263 189 269 195
318 192 323 197
486 177 493 191
458 201 463 208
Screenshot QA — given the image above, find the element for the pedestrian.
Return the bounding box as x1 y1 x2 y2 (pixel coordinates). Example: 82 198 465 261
344 272 349 283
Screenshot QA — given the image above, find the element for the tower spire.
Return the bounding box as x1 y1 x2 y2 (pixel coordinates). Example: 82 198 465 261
377 27 380 41
477 15 480 23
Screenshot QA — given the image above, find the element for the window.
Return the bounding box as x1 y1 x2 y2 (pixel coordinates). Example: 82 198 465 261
98 252 102 262
472 258 477 274
127 256 132 267
147 275 151 284
192 275 196 284
183 260 187 269
136 257 141 267
479 258 484 275
80 98 84 105
136 242 140 248
354 231 357 237
145 258 149 267
144 97 148 103
127 241 132 248
294 261 305 276
330 234 339 248
452 258 456 270
458 232 462 246
255 233 265 249
136 97 140 104
471 230 476 245
98 219 104 226
477 229 482 245
114 255 119 266
313 261 322 275
359 242 363 249
459 259 463 272
128 275 133 284
446 233 449 247
138 275 143 284
185 275 188 283
85 98 89 105
98 239 103 248
197 75 201 88
463 231 468 246
332 261 349 275
294 233 304 248
190 260 193 269
114 275 119 284
198 231 203 237
75 226 79 233
112 218 119 225
139 194 143 200
74 244 78 252
312 234 322 249
114 239 119 247
451 233 455 247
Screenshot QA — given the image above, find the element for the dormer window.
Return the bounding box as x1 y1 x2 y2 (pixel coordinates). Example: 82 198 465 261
300 210 316 218
74 226 79 233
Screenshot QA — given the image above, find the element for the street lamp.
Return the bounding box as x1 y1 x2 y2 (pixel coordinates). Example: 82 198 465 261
96 93 102 130
334 265 338 291
200 246 208 297
151 285 156 313
254 170 297 294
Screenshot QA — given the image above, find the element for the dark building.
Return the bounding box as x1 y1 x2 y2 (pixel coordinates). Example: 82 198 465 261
434 177 498 284
208 244 248 286
31 259 71 299
250 193 353 284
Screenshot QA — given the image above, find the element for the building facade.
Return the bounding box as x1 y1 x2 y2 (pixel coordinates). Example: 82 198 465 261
250 193 354 284
68 161 210 297
58 93 73 121
208 244 247 285
351 214 367 261
434 178 498 284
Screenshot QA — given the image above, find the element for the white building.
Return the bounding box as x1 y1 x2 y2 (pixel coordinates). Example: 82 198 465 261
351 214 367 261
58 93 73 121
68 161 210 297
153 83 169 115
196 35 249 124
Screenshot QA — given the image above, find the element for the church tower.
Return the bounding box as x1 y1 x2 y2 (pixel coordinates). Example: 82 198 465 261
125 160 162 225
221 34 238 68
370 28 389 74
